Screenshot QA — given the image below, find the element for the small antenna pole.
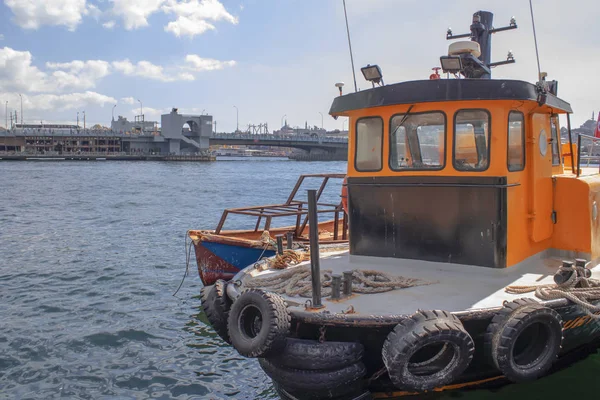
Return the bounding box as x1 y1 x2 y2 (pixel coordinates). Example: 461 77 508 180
342 0 358 92
529 0 542 80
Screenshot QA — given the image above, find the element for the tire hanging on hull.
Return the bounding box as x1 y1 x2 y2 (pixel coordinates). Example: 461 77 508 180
200 279 231 343
484 298 563 382
259 358 367 398
269 338 364 370
227 289 290 358
382 310 475 392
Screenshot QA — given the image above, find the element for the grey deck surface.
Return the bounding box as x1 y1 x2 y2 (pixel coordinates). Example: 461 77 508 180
245 251 600 315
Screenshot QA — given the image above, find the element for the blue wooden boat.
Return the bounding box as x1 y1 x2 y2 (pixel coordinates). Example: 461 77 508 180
189 174 348 286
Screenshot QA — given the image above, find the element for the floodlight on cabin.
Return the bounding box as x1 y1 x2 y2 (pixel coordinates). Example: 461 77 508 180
361 64 384 87
507 50 514 61
446 27 453 39
510 16 517 27
440 55 463 74
335 82 345 96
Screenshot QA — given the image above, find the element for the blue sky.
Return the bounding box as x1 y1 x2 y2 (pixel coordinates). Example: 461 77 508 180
0 0 598 131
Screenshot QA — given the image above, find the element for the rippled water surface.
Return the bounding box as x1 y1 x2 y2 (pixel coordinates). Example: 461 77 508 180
1 158 600 400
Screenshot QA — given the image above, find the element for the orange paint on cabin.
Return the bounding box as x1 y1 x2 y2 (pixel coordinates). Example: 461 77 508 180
334 96 600 267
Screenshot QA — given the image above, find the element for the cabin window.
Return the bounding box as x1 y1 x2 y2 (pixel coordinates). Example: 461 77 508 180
453 109 491 171
389 112 446 170
551 116 560 166
507 111 525 171
355 117 383 171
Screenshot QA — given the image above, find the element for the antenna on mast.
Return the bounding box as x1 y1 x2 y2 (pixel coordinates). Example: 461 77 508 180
529 0 542 81
342 0 358 93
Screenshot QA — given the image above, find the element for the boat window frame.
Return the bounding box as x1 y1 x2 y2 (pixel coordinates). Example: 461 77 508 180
354 116 384 173
388 110 447 172
507 111 526 172
452 108 492 172
550 115 561 166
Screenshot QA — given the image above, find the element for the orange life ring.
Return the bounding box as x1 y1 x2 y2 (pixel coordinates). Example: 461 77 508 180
341 176 348 214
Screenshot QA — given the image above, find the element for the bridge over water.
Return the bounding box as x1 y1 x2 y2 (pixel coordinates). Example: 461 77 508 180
209 132 348 153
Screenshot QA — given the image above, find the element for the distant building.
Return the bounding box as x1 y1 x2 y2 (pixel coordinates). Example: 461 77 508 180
111 116 157 134
0 109 213 156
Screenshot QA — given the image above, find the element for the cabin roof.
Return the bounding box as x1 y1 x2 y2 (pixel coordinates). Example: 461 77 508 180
329 79 573 115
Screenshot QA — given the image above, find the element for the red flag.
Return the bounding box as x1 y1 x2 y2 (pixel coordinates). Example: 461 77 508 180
596 112 600 138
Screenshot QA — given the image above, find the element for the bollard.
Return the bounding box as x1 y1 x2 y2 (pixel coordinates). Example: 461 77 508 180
308 189 323 308
575 258 592 278
331 275 342 300
555 261 575 285
343 271 353 296
276 235 284 255
286 231 294 250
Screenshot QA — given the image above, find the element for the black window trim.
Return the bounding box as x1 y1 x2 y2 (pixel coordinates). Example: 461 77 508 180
388 110 447 172
452 108 492 172
354 116 384 173
507 110 526 172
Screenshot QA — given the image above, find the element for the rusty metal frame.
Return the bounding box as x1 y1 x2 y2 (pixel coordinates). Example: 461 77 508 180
214 174 346 239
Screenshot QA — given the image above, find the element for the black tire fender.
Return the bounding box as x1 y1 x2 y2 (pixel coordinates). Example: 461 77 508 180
484 298 563 382
269 338 364 370
382 310 474 391
228 289 290 357
259 358 366 395
200 280 231 343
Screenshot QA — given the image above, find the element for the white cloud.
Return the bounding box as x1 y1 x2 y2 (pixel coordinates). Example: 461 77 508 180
164 17 215 37
102 20 116 29
6 91 117 112
84 4 102 20
111 0 165 30
0 48 112 94
4 0 88 31
0 47 235 96
4 0 239 37
185 54 236 71
162 0 238 38
112 59 196 82
46 60 111 91
0 47 51 92
120 97 136 105
29 91 117 111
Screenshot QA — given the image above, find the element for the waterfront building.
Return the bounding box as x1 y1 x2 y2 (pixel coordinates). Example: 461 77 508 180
0 109 213 156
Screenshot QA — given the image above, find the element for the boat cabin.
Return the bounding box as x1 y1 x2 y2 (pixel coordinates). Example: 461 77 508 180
329 11 600 270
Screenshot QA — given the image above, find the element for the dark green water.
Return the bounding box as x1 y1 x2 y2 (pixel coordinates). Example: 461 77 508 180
1 158 599 399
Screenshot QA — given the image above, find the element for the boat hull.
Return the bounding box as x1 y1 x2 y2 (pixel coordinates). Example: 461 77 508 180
189 218 346 286
191 233 276 286
261 302 600 399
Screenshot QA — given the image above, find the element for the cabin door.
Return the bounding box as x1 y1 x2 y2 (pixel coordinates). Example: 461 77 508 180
529 113 554 242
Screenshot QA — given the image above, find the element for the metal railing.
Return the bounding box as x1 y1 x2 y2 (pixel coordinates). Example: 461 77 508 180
576 134 600 177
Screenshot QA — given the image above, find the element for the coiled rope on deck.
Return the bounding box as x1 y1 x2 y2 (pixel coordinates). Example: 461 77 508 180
506 264 600 317
245 265 435 298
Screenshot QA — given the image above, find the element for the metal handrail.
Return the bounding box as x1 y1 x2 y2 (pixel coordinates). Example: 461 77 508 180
576 133 600 177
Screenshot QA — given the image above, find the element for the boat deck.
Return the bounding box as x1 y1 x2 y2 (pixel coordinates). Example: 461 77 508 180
243 250 600 315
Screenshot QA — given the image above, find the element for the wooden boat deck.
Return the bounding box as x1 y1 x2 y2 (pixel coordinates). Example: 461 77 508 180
244 250 600 316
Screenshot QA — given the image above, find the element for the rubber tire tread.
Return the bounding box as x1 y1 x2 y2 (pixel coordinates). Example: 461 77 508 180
200 280 231 343
228 289 290 358
484 299 563 382
259 358 366 395
382 310 474 392
268 338 364 370
483 298 537 366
